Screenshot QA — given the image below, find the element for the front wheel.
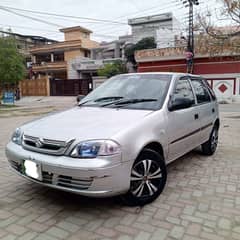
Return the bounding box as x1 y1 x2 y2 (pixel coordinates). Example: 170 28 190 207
201 126 219 155
122 149 167 206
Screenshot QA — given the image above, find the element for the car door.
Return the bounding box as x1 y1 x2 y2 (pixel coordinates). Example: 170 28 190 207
167 77 201 162
190 77 216 144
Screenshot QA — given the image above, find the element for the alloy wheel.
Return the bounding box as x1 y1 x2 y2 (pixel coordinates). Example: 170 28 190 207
211 128 218 152
130 159 163 198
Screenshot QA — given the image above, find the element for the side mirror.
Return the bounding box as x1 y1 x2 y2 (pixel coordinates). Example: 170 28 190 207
169 98 194 111
76 95 85 103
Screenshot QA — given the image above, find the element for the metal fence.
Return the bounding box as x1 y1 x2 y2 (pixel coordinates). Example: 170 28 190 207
50 79 92 96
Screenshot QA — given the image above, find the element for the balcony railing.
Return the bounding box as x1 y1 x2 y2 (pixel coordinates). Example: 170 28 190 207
30 40 83 54
32 61 67 71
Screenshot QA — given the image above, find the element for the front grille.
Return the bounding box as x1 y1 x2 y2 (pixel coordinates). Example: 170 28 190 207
22 135 74 156
9 161 92 191
42 172 53 184
57 175 92 190
9 160 21 172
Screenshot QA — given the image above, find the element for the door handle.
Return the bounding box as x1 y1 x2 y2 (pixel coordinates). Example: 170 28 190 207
212 108 215 113
194 114 199 120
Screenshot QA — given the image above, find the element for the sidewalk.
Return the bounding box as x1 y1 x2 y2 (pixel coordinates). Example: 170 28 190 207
0 97 76 118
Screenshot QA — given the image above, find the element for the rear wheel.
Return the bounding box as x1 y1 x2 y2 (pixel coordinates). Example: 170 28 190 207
201 126 219 155
122 148 167 206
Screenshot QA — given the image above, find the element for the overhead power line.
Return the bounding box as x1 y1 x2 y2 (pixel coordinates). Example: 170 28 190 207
0 23 119 39
110 0 182 20
0 23 60 33
0 5 127 25
0 1 216 41
0 6 63 28
0 1 185 33
89 1 184 32
88 6 186 36
0 2 188 40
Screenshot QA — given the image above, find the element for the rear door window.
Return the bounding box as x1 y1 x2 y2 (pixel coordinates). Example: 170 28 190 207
174 78 195 103
191 79 211 104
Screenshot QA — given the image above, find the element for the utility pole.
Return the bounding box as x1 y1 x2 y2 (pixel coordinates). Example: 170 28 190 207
181 0 199 73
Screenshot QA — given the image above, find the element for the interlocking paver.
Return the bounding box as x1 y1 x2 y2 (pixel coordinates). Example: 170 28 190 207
6 224 27 236
218 218 232 230
26 221 49 233
114 225 139 236
95 227 118 238
170 226 185 239
46 226 70 239
0 210 13 219
186 223 201 236
118 235 133 240
1 100 240 240
56 221 80 233
34 233 59 240
134 231 151 240
150 228 168 240
1 234 17 240
17 232 38 240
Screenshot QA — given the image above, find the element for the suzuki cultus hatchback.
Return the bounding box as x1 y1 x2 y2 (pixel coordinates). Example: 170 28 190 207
6 73 219 206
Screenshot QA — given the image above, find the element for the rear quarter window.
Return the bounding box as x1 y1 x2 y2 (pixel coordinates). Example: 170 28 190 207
202 79 217 101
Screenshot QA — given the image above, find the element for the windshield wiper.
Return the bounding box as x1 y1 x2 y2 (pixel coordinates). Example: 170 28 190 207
79 96 124 106
94 96 124 102
102 98 158 107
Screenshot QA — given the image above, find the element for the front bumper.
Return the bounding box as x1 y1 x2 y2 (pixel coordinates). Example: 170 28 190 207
5 142 132 197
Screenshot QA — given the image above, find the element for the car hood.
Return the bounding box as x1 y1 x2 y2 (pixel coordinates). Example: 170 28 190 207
22 106 152 142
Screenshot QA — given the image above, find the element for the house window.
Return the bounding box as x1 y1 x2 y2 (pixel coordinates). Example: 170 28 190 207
83 33 89 38
84 51 90 58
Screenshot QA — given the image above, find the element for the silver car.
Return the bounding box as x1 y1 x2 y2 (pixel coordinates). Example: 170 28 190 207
6 73 219 206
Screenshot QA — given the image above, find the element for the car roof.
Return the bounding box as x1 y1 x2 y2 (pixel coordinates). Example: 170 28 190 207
120 72 202 78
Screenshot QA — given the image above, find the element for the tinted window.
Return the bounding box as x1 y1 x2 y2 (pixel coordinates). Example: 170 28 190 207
173 79 195 102
191 79 211 104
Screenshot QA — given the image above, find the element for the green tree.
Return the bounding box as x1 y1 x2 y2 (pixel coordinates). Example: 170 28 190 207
0 37 26 89
97 60 127 78
125 37 157 65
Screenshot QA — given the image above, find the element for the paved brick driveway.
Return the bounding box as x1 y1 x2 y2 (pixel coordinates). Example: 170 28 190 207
0 101 240 240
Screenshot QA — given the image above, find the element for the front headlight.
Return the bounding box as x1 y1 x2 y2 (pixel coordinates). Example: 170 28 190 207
70 140 121 158
11 128 23 145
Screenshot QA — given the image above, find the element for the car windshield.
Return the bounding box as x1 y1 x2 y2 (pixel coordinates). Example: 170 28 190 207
79 74 172 110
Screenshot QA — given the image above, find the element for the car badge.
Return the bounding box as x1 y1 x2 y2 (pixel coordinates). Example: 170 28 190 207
35 138 44 148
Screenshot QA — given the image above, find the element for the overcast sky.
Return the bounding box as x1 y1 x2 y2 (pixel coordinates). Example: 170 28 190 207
0 0 223 42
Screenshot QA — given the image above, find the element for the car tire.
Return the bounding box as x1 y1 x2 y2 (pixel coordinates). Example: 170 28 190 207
122 148 167 206
201 125 219 156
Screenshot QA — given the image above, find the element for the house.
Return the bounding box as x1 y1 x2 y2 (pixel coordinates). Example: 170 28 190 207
0 30 57 65
128 12 181 45
69 39 127 79
68 12 183 79
30 26 99 80
135 44 240 103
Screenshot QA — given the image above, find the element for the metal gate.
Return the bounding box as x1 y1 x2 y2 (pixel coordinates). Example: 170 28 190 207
50 79 92 96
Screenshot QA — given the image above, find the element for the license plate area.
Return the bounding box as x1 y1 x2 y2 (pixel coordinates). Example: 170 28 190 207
23 160 42 181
